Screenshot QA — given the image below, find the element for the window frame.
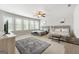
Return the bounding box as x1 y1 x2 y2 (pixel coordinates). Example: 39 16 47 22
23 19 29 30
15 17 23 31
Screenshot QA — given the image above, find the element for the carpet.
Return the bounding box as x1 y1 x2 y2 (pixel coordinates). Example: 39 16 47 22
16 37 50 54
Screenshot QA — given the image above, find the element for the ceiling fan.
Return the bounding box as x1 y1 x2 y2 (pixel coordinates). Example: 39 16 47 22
35 10 46 18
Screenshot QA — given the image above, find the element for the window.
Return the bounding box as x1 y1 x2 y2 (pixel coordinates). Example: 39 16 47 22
3 12 40 31
15 18 22 30
29 20 35 30
24 20 29 30
3 15 13 32
35 21 40 30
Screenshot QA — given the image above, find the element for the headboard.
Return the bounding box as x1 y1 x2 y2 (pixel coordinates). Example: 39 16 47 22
50 25 71 37
53 25 70 32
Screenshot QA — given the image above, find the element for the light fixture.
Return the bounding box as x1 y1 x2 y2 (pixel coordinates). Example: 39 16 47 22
35 10 46 18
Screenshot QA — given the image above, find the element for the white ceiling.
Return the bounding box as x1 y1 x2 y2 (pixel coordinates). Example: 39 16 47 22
0 4 76 18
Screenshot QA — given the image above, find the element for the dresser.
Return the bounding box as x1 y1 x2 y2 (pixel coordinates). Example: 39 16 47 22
0 33 16 54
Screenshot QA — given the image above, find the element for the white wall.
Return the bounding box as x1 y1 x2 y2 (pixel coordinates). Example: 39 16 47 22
73 5 79 38
40 5 76 30
0 11 4 32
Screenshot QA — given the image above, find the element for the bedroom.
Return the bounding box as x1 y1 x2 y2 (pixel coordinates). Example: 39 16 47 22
0 4 79 54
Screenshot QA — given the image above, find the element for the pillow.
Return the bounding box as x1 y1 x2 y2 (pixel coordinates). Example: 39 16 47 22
49 28 61 35
55 28 61 32
62 28 69 33
60 32 70 37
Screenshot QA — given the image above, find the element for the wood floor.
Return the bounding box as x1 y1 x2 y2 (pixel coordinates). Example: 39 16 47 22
15 34 79 54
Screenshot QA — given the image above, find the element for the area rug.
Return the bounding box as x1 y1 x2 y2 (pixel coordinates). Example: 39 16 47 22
16 37 50 54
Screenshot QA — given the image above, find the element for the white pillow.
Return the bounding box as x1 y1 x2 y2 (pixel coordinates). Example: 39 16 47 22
62 28 69 33
55 29 61 32
61 32 70 37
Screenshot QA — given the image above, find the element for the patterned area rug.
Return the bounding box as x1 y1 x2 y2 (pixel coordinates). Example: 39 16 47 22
16 37 50 54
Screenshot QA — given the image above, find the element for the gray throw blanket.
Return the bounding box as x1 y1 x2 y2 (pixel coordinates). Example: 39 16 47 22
16 37 50 54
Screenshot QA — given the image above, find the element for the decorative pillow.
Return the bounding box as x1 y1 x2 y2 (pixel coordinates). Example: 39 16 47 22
61 28 70 37
60 32 70 37
55 28 61 32
62 28 69 33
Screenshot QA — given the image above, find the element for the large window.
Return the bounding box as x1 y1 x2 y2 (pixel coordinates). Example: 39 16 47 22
24 20 29 30
3 15 13 32
35 21 40 30
29 20 35 30
15 18 22 30
3 12 40 31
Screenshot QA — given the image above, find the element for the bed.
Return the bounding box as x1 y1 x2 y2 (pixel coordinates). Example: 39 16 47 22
31 26 50 36
48 25 71 42
31 30 47 36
